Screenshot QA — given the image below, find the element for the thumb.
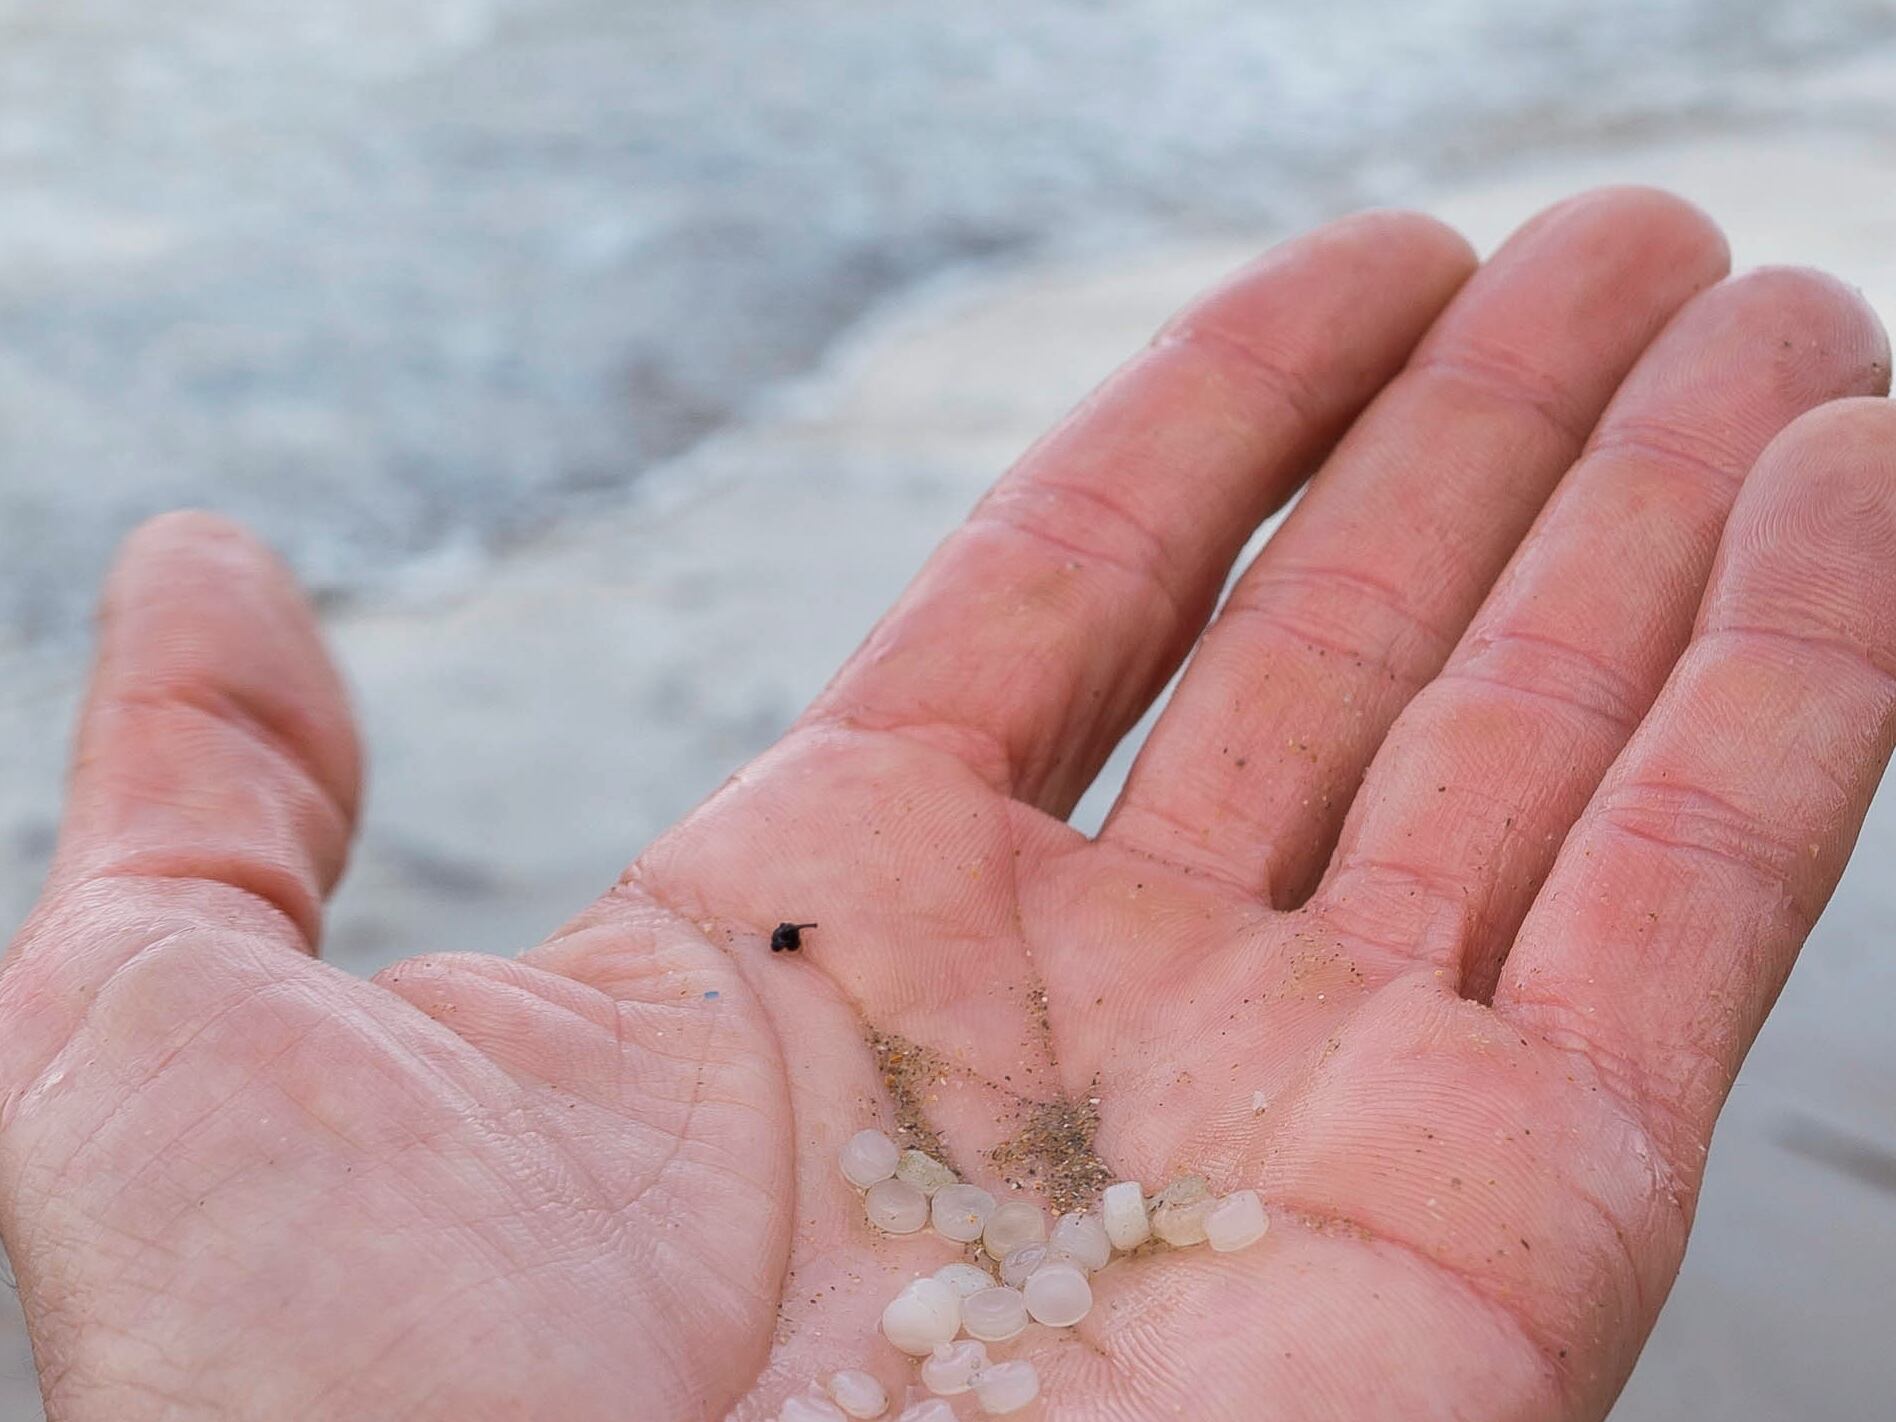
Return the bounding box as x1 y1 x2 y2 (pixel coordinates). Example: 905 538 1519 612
48 511 361 947
1 513 362 1095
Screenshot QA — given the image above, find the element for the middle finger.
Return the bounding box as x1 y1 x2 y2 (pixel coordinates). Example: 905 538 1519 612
1099 187 1728 902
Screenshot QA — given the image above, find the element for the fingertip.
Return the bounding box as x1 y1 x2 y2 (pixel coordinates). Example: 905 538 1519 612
1505 183 1731 282
1327 206 1481 277
103 511 312 640
91 507 362 828
1595 268 1892 453
1768 394 1896 466
1311 209 1482 315
1723 266 1890 395
1752 396 1896 546
1711 396 1896 665
1204 206 1479 330
108 508 288 589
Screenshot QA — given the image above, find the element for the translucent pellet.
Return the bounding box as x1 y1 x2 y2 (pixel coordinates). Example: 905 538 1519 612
1050 1210 1112 1272
1154 1173 1209 1205
1153 1199 1211 1246
930 1184 996 1243
840 1129 901 1189
866 1178 930 1234
1022 1259 1092 1327
920 1338 988 1395
960 1285 1029 1343
1205 1188 1270 1253
880 1277 962 1356
970 1359 1041 1415
1151 1174 1214 1247
932 1261 996 1298
999 1242 1047 1288
895 1401 957 1422
781 1394 848 1422
826 1370 889 1419
1101 1180 1150 1251
982 1200 1047 1260
895 1149 959 1196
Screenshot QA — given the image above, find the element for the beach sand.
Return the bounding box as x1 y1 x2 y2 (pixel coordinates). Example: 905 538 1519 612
1 106 1895 1422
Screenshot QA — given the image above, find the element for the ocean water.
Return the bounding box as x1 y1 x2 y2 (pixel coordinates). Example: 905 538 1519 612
2 0 1893 645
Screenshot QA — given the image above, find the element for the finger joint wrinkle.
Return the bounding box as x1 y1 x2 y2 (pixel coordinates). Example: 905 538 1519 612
1591 781 1816 918
1584 422 1747 496
970 480 1197 629
1446 626 1647 733
1153 318 1333 432
1221 564 1454 684
104 683 355 830
1410 345 1591 447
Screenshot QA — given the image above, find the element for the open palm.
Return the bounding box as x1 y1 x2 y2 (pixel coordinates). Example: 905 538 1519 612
4 188 1894 1422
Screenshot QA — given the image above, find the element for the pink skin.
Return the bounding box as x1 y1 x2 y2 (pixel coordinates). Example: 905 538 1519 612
0 186 1892 1422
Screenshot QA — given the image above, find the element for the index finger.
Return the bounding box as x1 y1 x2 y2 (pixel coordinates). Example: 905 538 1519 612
803 210 1477 812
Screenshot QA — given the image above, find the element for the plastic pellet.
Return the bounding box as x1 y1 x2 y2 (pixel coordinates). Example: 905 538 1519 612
960 1285 1029 1343
840 1129 901 1189
781 1394 848 1422
866 1178 930 1234
931 1184 997 1244
920 1338 988 1395
880 1278 961 1356
1205 1188 1270 1253
999 1242 1047 1288
1151 1174 1214 1247
1022 1260 1092 1327
970 1359 1041 1415
932 1262 997 1298
1050 1210 1112 1272
826 1369 889 1419
896 1149 959 1196
1101 1180 1150 1251
982 1200 1047 1260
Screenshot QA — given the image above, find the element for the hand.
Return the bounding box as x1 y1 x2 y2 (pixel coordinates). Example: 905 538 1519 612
3 187 1892 1422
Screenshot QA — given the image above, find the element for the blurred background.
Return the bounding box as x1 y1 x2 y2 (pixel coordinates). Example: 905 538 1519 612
2 1 1895 1417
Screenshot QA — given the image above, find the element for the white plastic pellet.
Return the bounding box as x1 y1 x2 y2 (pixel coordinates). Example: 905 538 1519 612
932 1261 997 1298
1153 1200 1211 1246
1050 1210 1112 1272
1154 1174 1209 1207
781 1394 848 1422
1022 1260 1093 1327
919 1338 988 1395
826 1370 889 1419
1151 1175 1214 1248
840 1129 901 1189
880 1277 962 1356
896 1149 960 1196
895 1401 958 1422
931 1184 997 1243
982 1200 1047 1260
999 1242 1047 1288
960 1285 1030 1343
866 1178 930 1234
1101 1180 1151 1251
970 1359 1041 1415
1205 1188 1270 1253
